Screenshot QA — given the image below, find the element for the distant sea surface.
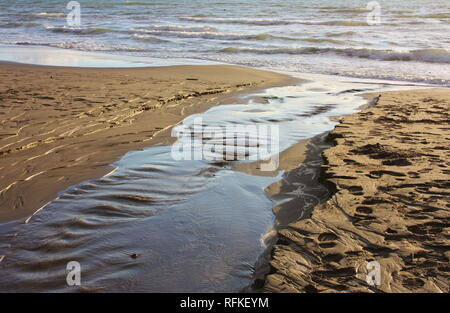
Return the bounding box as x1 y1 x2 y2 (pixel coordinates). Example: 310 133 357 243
1 0 450 84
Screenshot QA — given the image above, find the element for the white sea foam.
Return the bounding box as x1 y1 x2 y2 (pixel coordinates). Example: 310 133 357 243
33 12 66 18
132 34 170 43
132 28 279 41
220 47 450 64
45 25 116 35
146 24 217 32
180 16 294 25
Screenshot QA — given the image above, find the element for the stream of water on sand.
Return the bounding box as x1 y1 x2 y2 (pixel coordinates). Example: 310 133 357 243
0 66 430 292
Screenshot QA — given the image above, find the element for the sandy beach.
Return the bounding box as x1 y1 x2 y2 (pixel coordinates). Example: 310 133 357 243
0 62 293 222
264 89 450 293
1 0 450 298
1 59 448 293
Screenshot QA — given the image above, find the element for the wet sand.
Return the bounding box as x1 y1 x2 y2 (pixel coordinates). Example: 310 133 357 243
264 89 450 293
0 62 293 222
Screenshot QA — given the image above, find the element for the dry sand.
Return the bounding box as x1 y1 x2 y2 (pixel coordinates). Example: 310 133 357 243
264 89 450 293
0 62 293 222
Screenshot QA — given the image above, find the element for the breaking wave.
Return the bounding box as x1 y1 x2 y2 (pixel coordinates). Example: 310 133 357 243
180 16 294 25
313 20 371 26
45 25 116 35
132 28 292 41
145 24 217 32
2 40 149 53
219 47 450 63
132 34 170 43
33 12 66 18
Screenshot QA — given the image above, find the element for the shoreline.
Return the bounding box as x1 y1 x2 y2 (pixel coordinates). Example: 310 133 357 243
247 90 384 292
0 61 295 223
246 133 332 292
264 89 450 293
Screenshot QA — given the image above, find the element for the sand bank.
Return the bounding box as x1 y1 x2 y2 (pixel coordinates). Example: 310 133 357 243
264 89 450 293
0 62 293 222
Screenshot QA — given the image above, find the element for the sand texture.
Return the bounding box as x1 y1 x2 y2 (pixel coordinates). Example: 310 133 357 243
0 62 292 222
264 89 450 293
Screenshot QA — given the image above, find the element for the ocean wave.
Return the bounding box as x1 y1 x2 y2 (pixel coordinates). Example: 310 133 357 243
33 12 66 18
404 21 427 25
390 9 415 14
326 31 356 37
146 24 216 32
5 41 56 47
0 22 24 28
120 1 168 5
1 41 91 51
344 48 450 63
132 34 170 43
0 21 43 28
394 13 450 19
45 25 116 35
315 20 370 26
3 41 148 53
419 13 450 19
219 47 450 63
320 8 370 13
132 28 287 41
299 38 345 45
179 16 293 25
294 20 377 26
